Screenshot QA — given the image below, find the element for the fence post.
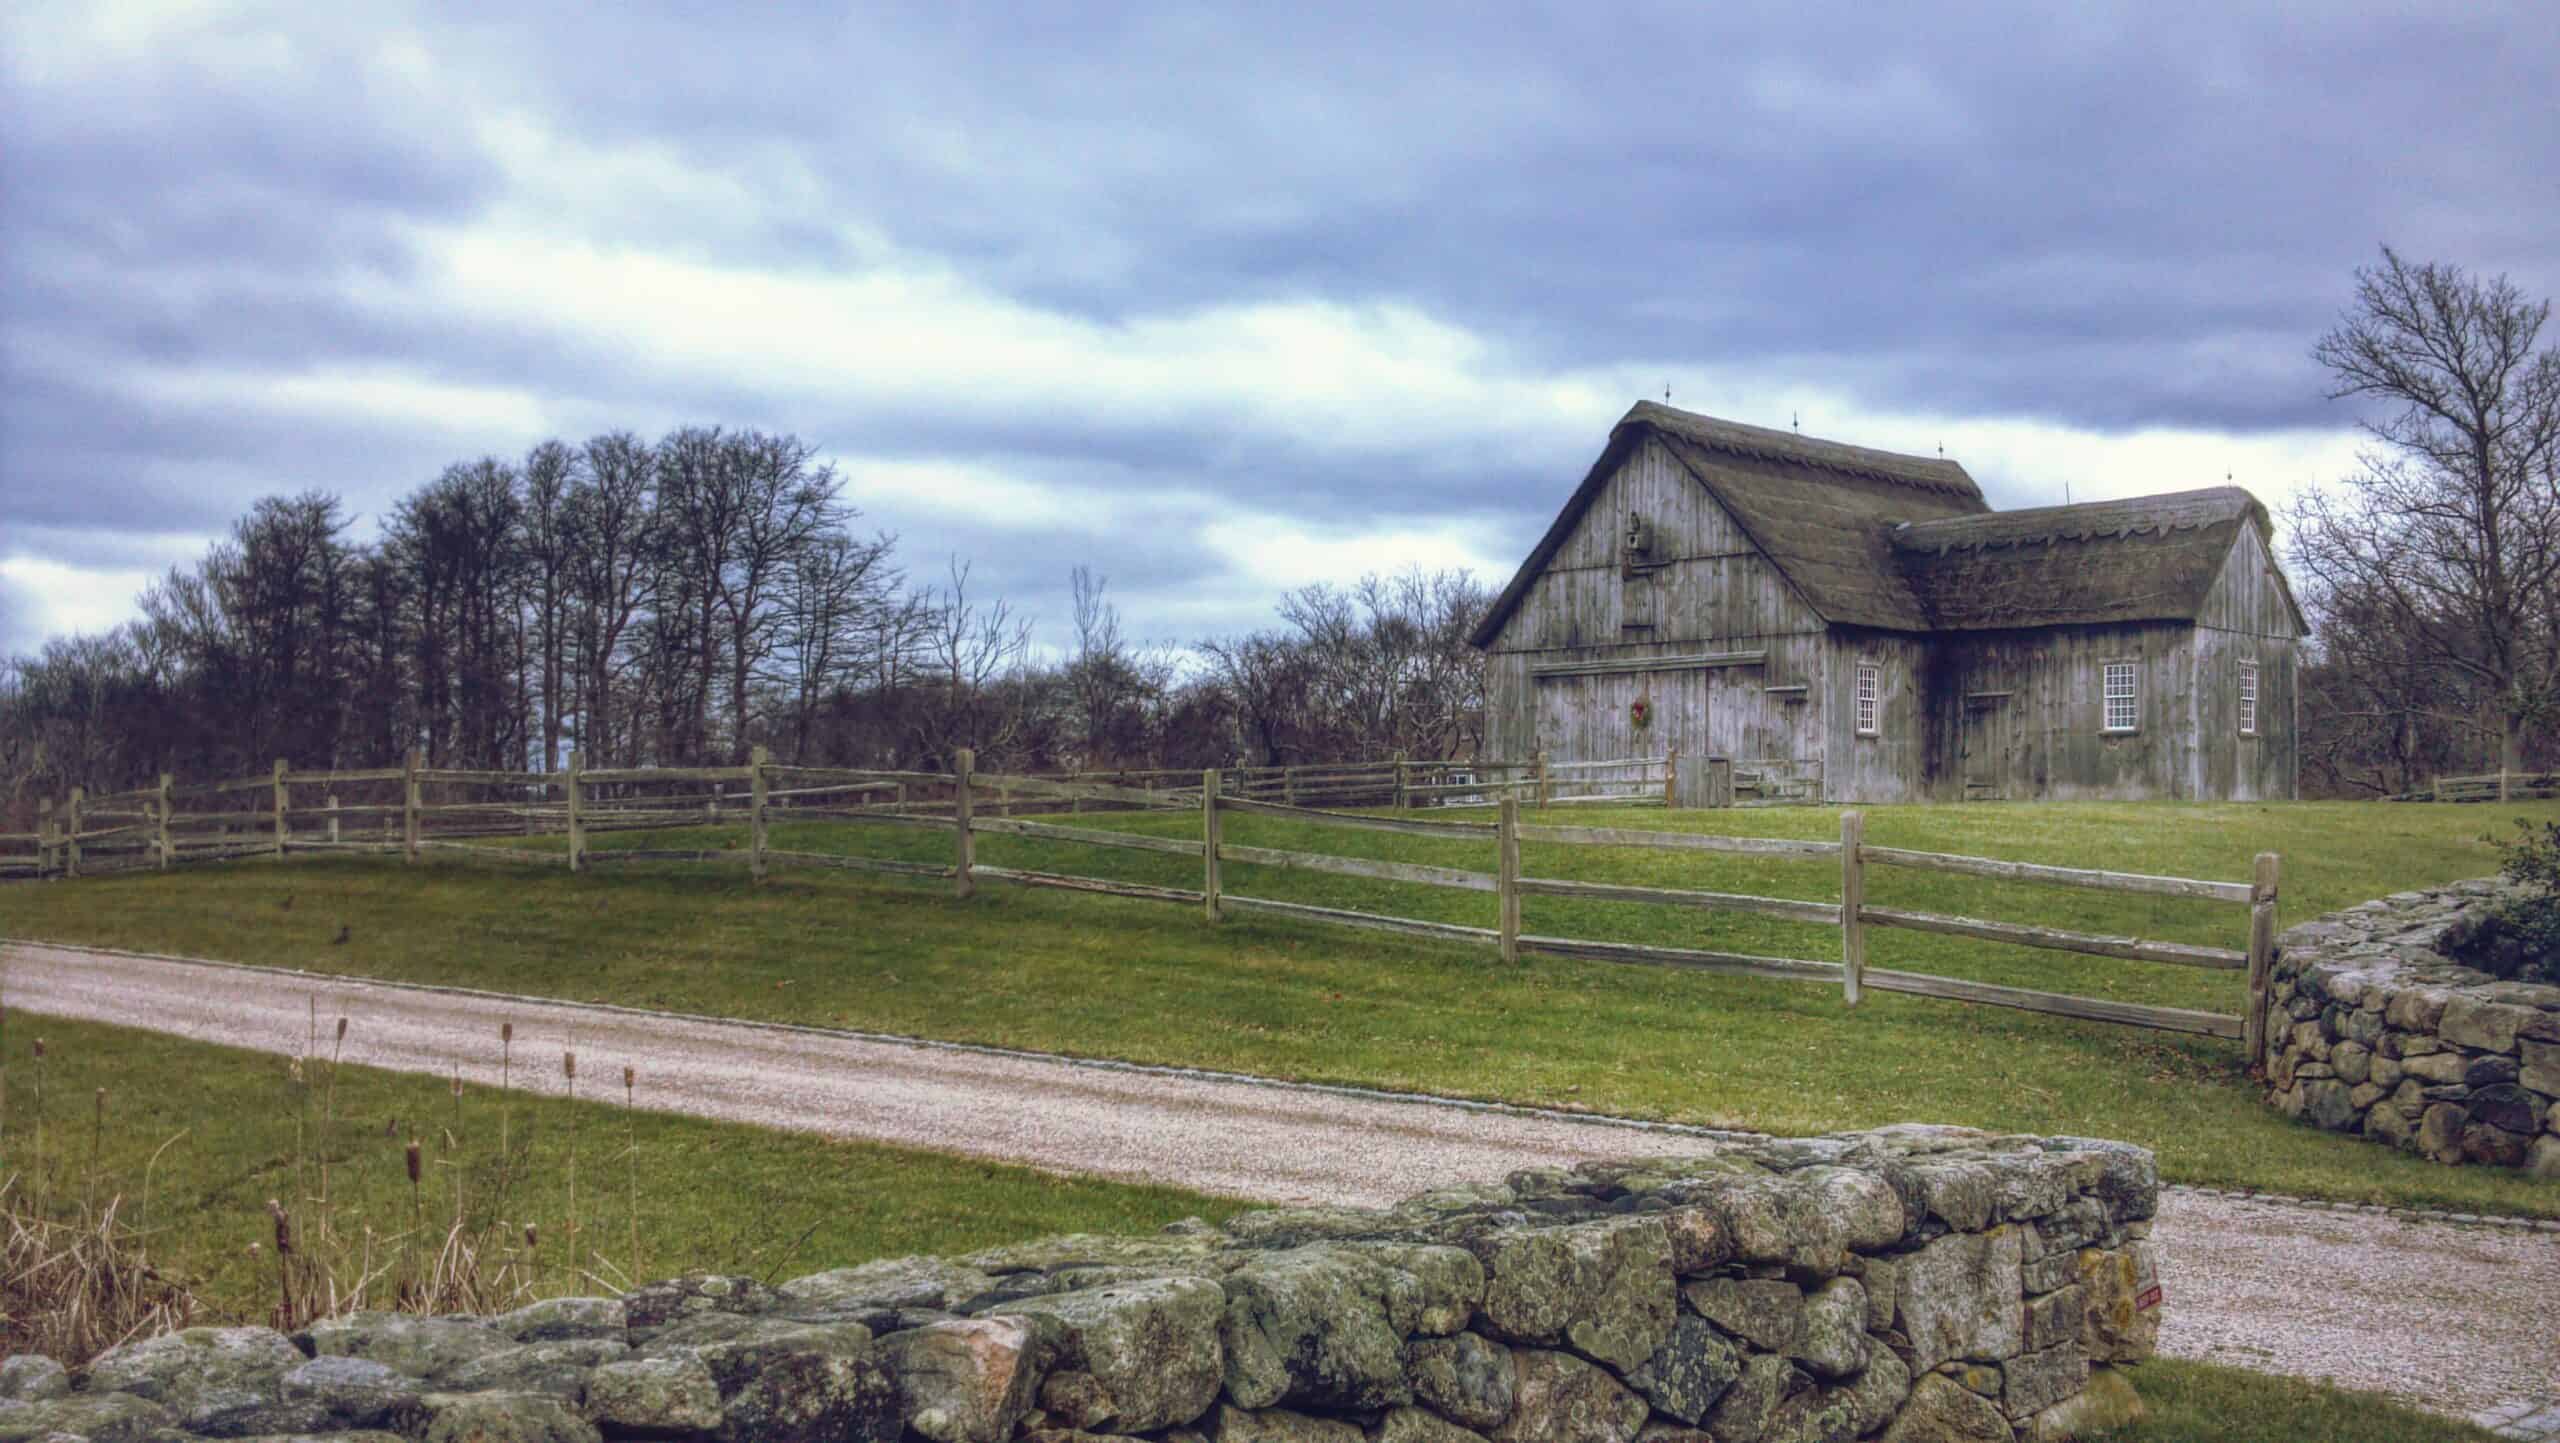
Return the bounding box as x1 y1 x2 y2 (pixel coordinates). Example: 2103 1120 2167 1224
66 786 83 878
1202 768 1224 923
1534 749 1551 810
272 760 289 859
156 774 173 869
1394 754 1409 813
37 798 53 878
566 750 586 873
1840 810 1866 1006
2245 852 2281 1072
1664 746 1680 808
327 795 340 845
1498 795 1521 964
2499 767 2511 803
748 745 770 882
403 747 422 864
952 748 976 899
2429 773 2441 802
1284 767 1298 807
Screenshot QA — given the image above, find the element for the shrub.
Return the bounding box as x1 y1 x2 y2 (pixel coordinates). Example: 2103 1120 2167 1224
2469 818 2560 982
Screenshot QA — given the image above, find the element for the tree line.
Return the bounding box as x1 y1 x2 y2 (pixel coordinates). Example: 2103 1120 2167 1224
0 426 1491 817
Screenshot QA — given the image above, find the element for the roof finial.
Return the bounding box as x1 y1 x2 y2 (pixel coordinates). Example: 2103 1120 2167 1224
1664 383 1672 403
1791 411 1800 435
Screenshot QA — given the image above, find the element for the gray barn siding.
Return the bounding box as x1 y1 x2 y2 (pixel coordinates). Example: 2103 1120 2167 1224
1484 435 1829 806
2190 528 2303 800
1931 622 2201 801
1825 628 1932 803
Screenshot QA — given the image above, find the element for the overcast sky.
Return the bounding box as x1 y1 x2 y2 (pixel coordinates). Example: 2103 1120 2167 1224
4 1 2555 657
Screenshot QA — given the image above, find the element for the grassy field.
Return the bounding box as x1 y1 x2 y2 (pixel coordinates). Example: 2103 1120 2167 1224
0 1013 1233 1346
0 1022 2502 1443
4 798 2554 1217
2106 1360 2500 1443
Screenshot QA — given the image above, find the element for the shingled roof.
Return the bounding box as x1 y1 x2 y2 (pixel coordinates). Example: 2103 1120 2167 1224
1473 404 2304 646
1891 486 2290 630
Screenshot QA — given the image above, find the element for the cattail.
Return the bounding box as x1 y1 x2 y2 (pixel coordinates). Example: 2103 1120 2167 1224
524 1222 538 1249
32 1038 43 1059
622 1064 634 1096
562 1050 576 1083
405 1140 422 1185
503 1022 514 1045
335 1017 348 1043
269 1199 294 1255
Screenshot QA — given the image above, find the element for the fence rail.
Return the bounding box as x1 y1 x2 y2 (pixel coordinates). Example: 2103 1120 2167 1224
6 749 2274 1059
2391 769 2560 803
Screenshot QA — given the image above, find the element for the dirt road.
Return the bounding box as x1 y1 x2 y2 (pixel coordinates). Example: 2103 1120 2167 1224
6 939 2553 1419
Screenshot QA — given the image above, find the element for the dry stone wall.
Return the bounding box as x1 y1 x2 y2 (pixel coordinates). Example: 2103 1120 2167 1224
2264 879 2560 1174
0 1125 2160 1443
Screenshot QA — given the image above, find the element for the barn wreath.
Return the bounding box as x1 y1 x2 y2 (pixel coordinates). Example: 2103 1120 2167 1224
1630 695 1653 729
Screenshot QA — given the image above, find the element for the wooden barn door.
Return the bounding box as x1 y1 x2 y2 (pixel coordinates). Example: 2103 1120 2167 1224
1962 696 2011 800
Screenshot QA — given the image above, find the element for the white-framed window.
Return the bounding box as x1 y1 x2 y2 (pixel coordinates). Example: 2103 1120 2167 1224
2238 659 2260 736
2102 661 2139 733
1854 663 1880 736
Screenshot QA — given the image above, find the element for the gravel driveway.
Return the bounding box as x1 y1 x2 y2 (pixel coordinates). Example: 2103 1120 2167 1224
6 939 2553 1419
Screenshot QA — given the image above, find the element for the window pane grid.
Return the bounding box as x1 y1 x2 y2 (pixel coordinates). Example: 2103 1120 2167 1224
2103 662 2138 732
1854 664 1879 735
2239 660 2259 735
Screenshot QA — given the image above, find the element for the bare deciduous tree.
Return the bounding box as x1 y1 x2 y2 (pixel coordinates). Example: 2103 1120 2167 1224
2291 248 2560 777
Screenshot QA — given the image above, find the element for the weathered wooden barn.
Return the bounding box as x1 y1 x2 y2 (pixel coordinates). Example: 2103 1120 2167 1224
1472 402 2304 804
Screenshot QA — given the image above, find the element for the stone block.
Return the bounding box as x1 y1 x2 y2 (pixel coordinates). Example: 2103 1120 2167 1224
2399 1051 2469 1084
1472 1217 1674 1374
2020 1285 2083 1353
2417 1103 2468 1163
1894 1227 2023 1372
1488 1349 1647 1443
1877 1372 2013 1443
2001 1343 2085 1421
1406 1334 1514 1432
2520 1039 2560 1098
2439 996 2532 1054
2073 1243 2158 1364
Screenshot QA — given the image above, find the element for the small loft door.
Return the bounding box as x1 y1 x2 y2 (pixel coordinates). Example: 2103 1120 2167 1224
1962 696 2011 800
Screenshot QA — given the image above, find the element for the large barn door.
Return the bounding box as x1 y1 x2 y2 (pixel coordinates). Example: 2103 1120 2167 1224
1962 696 2011 801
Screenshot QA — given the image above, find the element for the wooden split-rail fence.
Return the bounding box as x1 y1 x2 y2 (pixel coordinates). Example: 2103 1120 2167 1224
1 748 2278 1064
2390 768 2560 804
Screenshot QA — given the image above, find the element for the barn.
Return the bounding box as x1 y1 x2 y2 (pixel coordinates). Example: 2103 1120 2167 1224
1471 401 2305 804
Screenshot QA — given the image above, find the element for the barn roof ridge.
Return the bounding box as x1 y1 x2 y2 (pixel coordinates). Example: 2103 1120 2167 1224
1891 486 2264 555
1620 401 1981 497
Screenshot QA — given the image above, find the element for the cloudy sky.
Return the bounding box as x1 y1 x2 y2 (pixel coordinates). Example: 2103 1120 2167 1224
4 1 2555 656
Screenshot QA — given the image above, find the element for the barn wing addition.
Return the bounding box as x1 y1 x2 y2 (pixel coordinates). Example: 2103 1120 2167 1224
1476 401 2304 804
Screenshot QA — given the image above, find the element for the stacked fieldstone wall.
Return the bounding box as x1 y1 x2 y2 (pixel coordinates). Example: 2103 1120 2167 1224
2265 879 2560 1175
0 1126 2159 1443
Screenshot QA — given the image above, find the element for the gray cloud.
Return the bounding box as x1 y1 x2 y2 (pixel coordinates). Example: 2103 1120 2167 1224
3 0 2556 654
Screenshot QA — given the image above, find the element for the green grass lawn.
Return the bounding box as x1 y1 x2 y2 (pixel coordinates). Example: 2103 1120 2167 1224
0 1014 1233 1346
4 799 2554 1218
2101 1360 2500 1443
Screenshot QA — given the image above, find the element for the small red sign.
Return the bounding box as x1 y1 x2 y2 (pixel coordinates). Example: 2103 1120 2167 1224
2135 1285 2163 1311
